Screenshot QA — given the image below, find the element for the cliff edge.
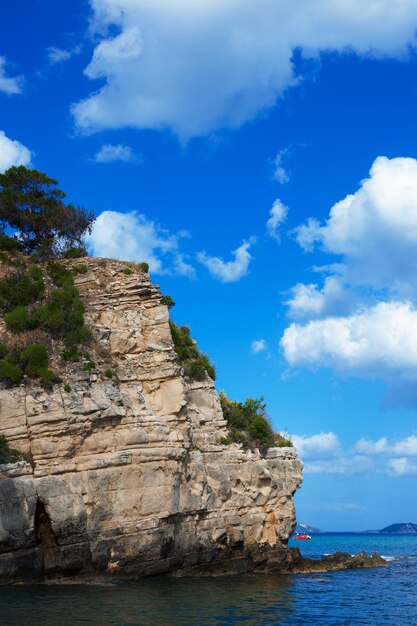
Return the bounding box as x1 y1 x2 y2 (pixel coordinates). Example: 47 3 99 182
0 258 303 582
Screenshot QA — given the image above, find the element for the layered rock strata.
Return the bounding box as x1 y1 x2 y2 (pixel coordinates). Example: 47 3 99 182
0 259 303 582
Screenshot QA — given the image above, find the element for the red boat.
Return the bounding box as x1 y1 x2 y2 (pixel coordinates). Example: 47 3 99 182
295 532 312 540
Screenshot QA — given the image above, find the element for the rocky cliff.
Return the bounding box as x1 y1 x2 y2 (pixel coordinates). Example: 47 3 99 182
0 258 303 582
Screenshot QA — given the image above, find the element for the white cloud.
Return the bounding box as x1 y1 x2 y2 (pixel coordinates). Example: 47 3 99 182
355 435 417 456
294 157 417 297
294 217 322 252
197 240 253 283
172 253 196 279
282 156 417 405
271 150 290 184
251 339 267 354
354 437 390 455
290 431 340 458
290 430 417 476
0 130 31 172
47 46 81 64
266 199 288 242
304 455 375 475
387 457 417 476
281 301 417 381
85 210 195 276
285 276 357 320
0 57 22 95
94 143 139 163
288 430 373 475
72 1 417 137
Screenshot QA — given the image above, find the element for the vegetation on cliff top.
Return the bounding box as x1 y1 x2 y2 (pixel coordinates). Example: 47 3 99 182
0 166 94 259
0 340 62 390
169 320 216 381
0 166 94 390
164 294 216 381
219 392 293 453
0 260 91 344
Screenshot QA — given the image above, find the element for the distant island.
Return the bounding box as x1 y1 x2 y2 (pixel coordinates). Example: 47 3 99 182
379 523 417 534
296 522 417 534
295 522 323 534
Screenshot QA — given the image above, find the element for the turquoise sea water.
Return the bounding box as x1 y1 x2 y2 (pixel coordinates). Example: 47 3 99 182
1 534 417 625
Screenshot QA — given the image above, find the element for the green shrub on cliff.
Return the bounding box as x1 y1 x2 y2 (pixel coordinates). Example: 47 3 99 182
0 342 61 389
20 344 48 377
0 266 44 313
63 246 88 259
32 286 87 344
161 294 175 309
46 261 73 288
0 360 23 386
1 258 91 348
170 321 216 381
37 367 62 390
0 233 22 252
4 306 32 333
219 392 292 453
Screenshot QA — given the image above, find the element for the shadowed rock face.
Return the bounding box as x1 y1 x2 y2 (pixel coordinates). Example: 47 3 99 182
0 259 303 582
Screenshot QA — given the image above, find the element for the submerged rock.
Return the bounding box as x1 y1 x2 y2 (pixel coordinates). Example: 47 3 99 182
289 550 388 574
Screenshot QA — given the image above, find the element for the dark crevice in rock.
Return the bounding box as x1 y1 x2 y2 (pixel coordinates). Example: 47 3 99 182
34 499 62 576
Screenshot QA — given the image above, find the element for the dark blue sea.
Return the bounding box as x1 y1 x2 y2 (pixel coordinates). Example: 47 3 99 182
1 534 416 625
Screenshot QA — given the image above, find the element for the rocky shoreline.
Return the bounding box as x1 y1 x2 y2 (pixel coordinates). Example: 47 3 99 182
0 546 387 585
171 546 387 577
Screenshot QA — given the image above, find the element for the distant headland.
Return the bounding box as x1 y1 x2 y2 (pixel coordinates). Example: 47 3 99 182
296 522 417 534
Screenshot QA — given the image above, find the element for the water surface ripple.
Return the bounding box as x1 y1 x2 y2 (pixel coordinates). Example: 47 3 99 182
1 534 416 625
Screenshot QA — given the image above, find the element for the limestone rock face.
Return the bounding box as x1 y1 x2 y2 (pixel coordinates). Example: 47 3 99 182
0 259 303 581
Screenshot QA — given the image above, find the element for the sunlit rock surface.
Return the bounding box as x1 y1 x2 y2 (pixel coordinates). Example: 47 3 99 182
0 259 303 582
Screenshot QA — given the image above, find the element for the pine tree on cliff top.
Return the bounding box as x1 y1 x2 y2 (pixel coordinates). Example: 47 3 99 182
0 166 94 258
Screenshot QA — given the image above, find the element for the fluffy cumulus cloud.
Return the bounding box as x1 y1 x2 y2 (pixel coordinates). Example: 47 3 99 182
288 431 374 475
197 240 253 282
285 276 357 320
294 157 417 296
289 430 417 476
355 435 417 456
72 1 417 137
85 210 195 277
282 156 417 406
290 431 340 458
266 199 288 242
0 130 31 172
0 56 22 95
282 301 417 380
93 143 139 163
386 458 417 476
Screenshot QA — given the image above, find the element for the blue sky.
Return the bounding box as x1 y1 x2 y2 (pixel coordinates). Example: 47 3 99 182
3 1 417 530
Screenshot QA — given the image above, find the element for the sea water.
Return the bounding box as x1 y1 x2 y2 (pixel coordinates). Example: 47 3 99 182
1 534 416 625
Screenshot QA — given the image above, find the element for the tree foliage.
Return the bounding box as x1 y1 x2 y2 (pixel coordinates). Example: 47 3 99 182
170 321 216 380
0 166 94 258
219 392 293 454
